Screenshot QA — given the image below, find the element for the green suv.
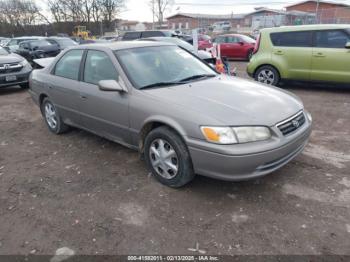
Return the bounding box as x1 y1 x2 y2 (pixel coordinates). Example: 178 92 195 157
247 25 350 86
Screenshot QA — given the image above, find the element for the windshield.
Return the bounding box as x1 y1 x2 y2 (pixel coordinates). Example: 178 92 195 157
240 35 256 44
0 47 9 55
115 46 216 89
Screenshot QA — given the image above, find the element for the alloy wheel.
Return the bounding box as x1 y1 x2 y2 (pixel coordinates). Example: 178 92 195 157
257 69 275 85
44 102 58 129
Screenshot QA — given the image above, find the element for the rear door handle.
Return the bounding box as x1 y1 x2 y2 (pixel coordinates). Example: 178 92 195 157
313 52 325 57
80 95 87 99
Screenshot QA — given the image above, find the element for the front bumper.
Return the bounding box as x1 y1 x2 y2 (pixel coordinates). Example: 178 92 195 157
0 67 32 88
187 119 312 181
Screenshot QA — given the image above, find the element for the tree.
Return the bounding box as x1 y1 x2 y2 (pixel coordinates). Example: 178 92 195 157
150 0 174 27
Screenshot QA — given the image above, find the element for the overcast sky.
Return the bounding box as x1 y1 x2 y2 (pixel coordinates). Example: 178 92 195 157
37 0 350 22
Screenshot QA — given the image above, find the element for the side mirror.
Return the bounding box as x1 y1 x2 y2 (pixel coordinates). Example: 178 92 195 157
238 41 244 45
98 80 125 92
345 42 350 49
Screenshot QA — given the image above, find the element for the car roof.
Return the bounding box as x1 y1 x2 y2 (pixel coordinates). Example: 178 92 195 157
71 41 175 51
261 24 350 33
13 36 44 39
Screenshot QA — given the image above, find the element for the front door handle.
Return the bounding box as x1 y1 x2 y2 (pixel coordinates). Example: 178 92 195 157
274 50 283 55
80 95 87 99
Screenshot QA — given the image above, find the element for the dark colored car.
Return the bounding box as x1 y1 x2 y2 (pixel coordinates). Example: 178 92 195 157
212 34 256 60
46 37 78 51
16 40 61 64
122 30 177 41
0 46 32 88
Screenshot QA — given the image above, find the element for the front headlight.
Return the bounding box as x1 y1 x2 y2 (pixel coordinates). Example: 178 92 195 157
201 126 238 144
305 111 312 122
201 126 271 144
233 126 271 143
20 59 29 67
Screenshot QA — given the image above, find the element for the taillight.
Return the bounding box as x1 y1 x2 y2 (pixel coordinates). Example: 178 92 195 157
253 34 261 54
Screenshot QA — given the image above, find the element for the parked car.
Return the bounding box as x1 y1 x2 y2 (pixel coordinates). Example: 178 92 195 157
139 37 214 64
0 37 10 47
212 21 232 33
16 40 61 64
212 34 256 60
29 42 312 187
0 46 32 89
198 34 213 50
4 36 44 52
247 24 350 86
99 36 119 41
46 37 78 51
121 30 177 41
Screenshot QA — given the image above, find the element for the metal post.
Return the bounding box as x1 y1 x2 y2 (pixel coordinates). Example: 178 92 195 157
315 0 320 24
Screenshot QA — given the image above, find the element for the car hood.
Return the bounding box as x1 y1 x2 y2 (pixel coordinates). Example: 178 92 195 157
143 76 303 126
0 53 23 64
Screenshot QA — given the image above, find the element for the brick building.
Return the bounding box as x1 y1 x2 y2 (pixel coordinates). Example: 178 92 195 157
286 0 350 23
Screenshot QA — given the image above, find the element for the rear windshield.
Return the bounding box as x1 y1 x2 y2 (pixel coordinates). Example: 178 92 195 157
123 32 142 40
240 35 256 44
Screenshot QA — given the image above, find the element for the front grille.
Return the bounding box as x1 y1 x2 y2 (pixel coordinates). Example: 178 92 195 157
0 62 23 74
277 111 305 136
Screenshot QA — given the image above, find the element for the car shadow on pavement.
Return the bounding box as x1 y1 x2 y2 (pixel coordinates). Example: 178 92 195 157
0 85 25 95
282 82 350 93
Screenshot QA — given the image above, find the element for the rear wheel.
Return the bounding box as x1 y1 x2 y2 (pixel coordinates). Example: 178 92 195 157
144 126 195 188
41 98 69 134
255 65 280 86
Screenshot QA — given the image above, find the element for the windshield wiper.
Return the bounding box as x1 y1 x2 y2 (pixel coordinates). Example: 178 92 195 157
178 74 216 83
140 82 181 90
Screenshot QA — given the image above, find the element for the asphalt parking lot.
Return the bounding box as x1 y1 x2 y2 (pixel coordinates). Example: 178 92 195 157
0 61 350 256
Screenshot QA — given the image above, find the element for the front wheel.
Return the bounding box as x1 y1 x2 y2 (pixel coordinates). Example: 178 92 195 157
255 65 280 86
144 126 195 188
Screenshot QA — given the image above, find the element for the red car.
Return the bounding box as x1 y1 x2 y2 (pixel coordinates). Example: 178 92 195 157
212 34 256 60
198 34 213 50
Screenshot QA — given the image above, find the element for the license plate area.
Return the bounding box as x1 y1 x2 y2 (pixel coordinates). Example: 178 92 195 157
5 75 17 82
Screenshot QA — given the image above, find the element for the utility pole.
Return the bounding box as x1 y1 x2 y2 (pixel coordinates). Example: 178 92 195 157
152 0 155 29
315 0 320 24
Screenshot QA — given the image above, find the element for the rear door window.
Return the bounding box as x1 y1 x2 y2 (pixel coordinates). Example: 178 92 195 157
54 49 84 80
123 32 141 40
270 31 312 47
315 30 349 48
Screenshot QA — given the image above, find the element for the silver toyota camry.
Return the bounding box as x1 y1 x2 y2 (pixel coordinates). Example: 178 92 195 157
29 42 312 187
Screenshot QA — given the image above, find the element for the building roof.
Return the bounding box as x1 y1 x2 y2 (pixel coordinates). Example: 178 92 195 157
166 12 245 20
286 0 350 8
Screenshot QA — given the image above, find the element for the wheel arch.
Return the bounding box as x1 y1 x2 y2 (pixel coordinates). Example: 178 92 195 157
138 117 187 154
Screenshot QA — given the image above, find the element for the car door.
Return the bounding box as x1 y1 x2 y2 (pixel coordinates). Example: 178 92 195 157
47 49 85 127
226 36 245 58
311 29 350 83
17 43 30 60
270 30 313 81
213 36 229 57
78 50 130 144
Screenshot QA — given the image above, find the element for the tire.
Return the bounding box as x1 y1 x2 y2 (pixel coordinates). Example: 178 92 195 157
40 97 69 134
20 83 29 89
254 65 280 86
247 49 253 61
144 126 195 188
